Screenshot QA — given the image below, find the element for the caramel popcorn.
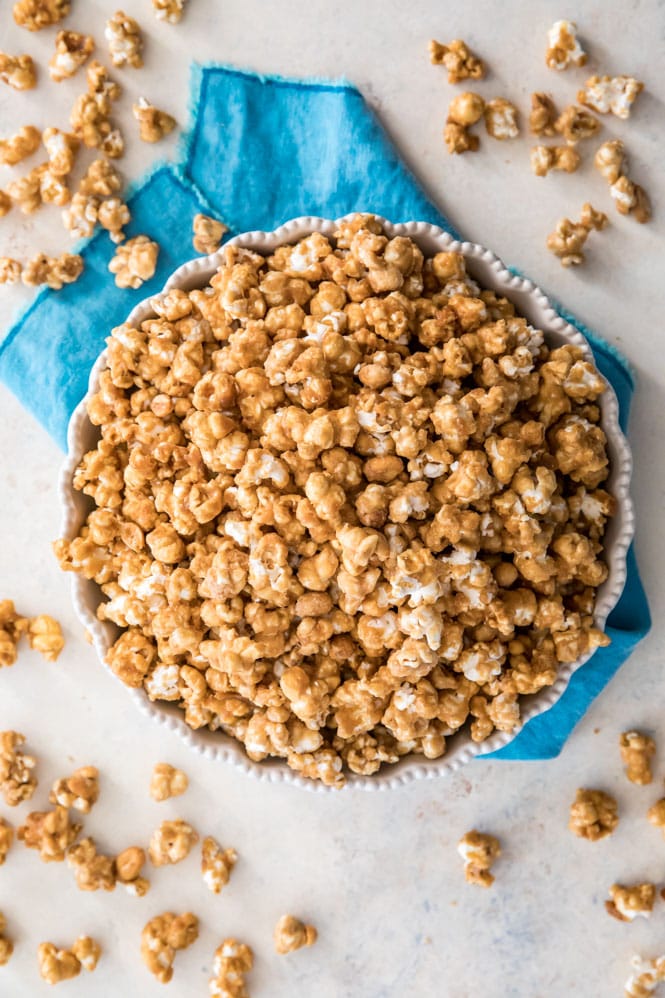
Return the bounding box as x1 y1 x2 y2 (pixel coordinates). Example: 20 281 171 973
578 75 644 120
149 819 198 865
0 818 13 865
193 213 228 255
484 98 519 140
115 845 150 896
610 176 651 224
620 731 655 785
133 97 176 142
150 762 188 801
86 60 121 101
141 912 198 984
49 30 95 82
625 955 665 998
458 830 501 887
0 912 12 966
105 11 144 69
23 253 83 290
444 121 479 155
153 0 188 23
13 0 69 30
0 730 37 805
209 938 253 998
545 20 586 71
18 805 80 861
546 203 607 266
647 799 665 838
79 157 122 198
70 67 123 156
108 235 159 289
201 836 237 894
569 788 618 840
606 883 656 922
50 765 99 813
0 193 11 219
529 92 558 137
428 38 485 83
273 914 318 954
37 937 100 984
97 197 130 243
0 52 37 90
57 216 614 786
7 163 46 214
42 128 79 178
531 145 580 177
594 139 626 186
555 105 601 145
0 599 28 666
68 836 116 891
448 91 485 127
27 614 64 661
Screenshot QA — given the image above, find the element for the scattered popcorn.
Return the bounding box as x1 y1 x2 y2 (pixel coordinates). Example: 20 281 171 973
0 818 13 865
70 64 124 157
72 936 101 973
68 836 116 891
620 731 655 785
484 98 519 140
13 0 69 31
0 52 37 90
428 38 485 83
594 139 626 186
62 192 100 239
625 955 665 998
610 176 651 224
42 128 79 177
0 599 28 665
458 830 501 887
49 30 95 82
150 762 188 802
546 203 607 266
0 193 11 219
79 157 122 197
37 937 100 984
606 883 656 922
86 60 121 102
105 11 144 69
97 197 130 243
18 805 81 861
141 912 198 984
149 818 198 866
40 167 71 207
531 145 580 176
545 20 586 71
27 614 65 661
7 163 47 214
579 202 609 231
153 0 188 24
209 938 253 998
0 912 13 967
555 105 601 145
49 765 99 813
529 92 558 136
133 97 177 142
578 74 644 120
0 730 37 805
569 788 618 840
193 213 228 255
448 91 485 127
444 120 479 155
273 914 318 954
115 845 150 896
201 836 237 894
108 234 159 288
647 799 665 838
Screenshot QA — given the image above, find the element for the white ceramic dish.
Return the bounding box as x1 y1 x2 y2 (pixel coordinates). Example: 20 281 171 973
59 215 634 791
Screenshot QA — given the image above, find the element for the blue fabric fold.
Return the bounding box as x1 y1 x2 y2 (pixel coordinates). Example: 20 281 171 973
0 63 650 760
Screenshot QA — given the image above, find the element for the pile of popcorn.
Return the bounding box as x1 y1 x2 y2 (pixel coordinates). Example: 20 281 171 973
55 214 613 787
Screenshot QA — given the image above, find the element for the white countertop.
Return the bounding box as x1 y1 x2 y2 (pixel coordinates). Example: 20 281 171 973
1 2 664 996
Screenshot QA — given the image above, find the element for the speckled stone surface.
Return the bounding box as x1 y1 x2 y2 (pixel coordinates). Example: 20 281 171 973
1 2 664 996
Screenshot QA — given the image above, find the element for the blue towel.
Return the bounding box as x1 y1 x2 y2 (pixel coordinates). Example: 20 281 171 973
0 64 650 761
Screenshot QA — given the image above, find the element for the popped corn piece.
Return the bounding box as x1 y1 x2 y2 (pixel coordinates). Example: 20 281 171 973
42 128 79 177
0 912 12 966
555 105 601 145
86 60 121 101
546 204 606 267
193 213 228 255
209 938 253 998
27 614 64 661
620 731 655 785
458 829 501 887
0 600 28 664
49 765 99 813
13 0 69 30
545 20 586 71
610 176 651 224
606 883 656 922
569 788 618 840
448 91 485 127
40 166 71 207
18 805 80 861
0 818 13 864
133 97 176 142
49 31 95 82
115 845 150 896
105 11 144 69
0 192 11 218
149 762 188 802
647 799 665 838
149 819 198 866
37 942 81 984
108 235 159 289
578 74 644 119
484 98 519 140
531 145 580 176
153 0 188 23
594 139 626 185
273 914 318 954
79 157 122 197
529 92 558 136
428 38 485 83
579 202 609 231
72 936 101 973
625 955 665 998
97 197 130 243
62 192 99 238
0 125 41 167
141 912 198 984
0 730 37 805
0 258 21 284
0 52 37 90
67 836 116 891
7 163 46 214
201 836 237 894
444 121 479 155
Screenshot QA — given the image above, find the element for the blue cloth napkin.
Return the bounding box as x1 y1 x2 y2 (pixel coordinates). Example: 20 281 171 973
0 64 650 760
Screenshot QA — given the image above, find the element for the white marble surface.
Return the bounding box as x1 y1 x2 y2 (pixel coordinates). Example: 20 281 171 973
1 1 665 995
